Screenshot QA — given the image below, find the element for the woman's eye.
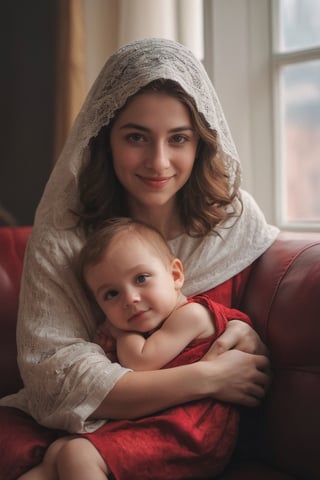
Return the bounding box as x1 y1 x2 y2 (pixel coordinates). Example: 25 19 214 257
104 290 118 301
136 274 149 284
127 133 145 143
171 134 187 144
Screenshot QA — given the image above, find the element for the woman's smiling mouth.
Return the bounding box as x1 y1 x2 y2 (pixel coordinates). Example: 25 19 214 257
137 175 174 189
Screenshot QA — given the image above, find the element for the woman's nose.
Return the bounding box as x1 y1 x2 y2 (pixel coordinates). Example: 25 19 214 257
145 142 170 171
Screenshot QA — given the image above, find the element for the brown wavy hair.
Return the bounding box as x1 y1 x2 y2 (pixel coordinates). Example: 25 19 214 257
75 79 241 236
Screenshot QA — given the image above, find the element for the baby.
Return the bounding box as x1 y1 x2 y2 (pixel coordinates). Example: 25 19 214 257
19 217 251 480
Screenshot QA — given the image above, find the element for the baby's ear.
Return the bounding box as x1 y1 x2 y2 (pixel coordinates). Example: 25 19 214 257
171 258 184 289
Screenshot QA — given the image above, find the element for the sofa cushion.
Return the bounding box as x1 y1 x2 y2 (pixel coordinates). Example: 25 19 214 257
0 407 63 480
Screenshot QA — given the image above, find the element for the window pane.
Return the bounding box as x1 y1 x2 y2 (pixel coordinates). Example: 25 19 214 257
279 0 320 52
282 60 320 222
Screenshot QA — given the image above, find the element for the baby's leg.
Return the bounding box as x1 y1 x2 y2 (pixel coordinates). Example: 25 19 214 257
17 437 70 480
56 437 109 480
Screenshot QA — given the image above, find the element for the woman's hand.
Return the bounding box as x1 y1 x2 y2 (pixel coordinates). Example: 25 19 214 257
205 319 269 357
200 348 270 407
201 320 271 406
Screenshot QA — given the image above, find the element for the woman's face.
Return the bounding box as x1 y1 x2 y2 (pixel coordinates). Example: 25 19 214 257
110 92 199 213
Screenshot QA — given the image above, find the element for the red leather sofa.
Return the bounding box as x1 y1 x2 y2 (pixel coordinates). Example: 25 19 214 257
0 226 319 479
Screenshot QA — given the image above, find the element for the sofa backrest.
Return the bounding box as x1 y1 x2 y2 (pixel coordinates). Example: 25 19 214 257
241 231 320 480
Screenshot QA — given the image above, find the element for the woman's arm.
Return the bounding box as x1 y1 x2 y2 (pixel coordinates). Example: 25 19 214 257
116 302 213 370
91 347 270 420
91 309 270 420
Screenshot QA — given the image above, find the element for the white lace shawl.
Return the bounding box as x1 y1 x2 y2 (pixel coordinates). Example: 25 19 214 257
0 38 279 433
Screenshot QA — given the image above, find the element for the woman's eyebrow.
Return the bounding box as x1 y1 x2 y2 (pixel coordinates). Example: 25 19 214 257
119 123 149 131
119 123 194 133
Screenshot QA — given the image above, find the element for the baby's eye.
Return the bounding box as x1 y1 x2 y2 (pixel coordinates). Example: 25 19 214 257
136 274 149 284
104 290 118 301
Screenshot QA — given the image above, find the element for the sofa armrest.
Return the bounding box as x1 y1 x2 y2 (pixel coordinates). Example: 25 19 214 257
241 231 320 480
0 226 32 397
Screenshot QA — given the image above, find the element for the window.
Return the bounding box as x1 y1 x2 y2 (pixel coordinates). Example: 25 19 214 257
272 0 320 229
203 0 320 231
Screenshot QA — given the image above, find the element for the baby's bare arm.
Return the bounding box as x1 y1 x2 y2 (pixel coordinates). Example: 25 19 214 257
117 302 214 370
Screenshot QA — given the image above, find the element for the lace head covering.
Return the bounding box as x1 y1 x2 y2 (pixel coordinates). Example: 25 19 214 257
35 37 240 227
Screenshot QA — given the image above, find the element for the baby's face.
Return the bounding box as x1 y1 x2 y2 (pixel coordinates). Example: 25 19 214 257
85 236 183 334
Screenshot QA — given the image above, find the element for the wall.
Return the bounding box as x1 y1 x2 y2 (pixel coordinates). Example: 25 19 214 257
0 1 56 225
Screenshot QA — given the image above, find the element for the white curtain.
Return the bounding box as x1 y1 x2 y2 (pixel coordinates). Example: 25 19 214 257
83 0 203 88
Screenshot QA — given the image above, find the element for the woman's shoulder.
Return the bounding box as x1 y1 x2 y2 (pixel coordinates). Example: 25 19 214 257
28 222 85 265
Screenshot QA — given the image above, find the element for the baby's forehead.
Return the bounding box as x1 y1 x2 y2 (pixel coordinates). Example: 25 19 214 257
105 231 156 254
105 230 172 263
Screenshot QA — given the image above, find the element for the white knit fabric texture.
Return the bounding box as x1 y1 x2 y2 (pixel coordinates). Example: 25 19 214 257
0 38 279 433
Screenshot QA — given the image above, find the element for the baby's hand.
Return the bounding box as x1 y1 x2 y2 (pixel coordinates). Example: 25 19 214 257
108 323 124 340
94 321 118 361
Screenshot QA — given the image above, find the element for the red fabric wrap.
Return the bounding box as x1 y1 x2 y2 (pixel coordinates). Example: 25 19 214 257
81 294 250 480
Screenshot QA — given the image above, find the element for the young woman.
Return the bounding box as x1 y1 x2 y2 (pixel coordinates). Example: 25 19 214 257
0 37 278 477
